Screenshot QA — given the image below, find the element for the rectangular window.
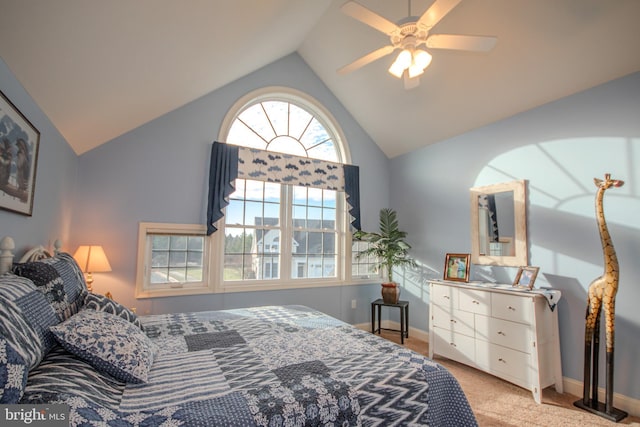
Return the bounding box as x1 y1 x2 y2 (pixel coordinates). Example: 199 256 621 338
215 179 344 290
150 235 203 284
352 239 382 280
135 223 211 298
292 186 337 280
223 179 281 281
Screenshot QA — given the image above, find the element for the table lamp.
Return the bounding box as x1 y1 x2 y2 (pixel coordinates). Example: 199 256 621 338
73 245 112 292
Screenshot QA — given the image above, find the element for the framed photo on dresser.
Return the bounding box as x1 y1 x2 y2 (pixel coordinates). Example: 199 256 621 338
443 253 470 282
513 266 539 290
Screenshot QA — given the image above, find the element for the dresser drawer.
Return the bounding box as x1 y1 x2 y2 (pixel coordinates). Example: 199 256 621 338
432 304 475 337
475 341 530 384
458 288 491 315
492 292 532 324
431 283 457 308
475 315 532 353
432 327 475 366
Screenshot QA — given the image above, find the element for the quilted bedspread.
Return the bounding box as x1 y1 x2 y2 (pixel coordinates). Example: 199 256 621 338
22 305 477 426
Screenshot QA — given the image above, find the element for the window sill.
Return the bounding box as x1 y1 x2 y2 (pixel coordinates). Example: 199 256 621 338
135 286 214 299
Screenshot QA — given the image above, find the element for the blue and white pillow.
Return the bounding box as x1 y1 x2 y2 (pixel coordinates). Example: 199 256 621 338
13 252 88 321
12 262 69 320
84 293 143 330
0 337 28 403
50 310 157 384
0 273 59 370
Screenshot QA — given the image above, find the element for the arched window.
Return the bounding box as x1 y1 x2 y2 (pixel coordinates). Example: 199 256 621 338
215 88 352 289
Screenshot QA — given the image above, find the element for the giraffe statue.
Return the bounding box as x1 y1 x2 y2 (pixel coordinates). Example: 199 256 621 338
578 173 626 420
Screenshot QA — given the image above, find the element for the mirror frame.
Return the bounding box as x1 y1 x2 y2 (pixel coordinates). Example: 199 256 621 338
470 180 528 267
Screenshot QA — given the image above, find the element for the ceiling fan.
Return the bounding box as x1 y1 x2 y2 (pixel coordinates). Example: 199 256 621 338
338 0 497 89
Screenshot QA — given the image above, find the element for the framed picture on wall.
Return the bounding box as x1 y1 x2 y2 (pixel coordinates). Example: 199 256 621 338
0 90 40 216
443 253 471 282
513 266 539 290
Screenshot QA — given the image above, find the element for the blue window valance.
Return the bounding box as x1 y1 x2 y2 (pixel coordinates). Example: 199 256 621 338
206 141 361 235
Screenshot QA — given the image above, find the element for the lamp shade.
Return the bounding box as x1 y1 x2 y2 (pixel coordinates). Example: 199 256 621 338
413 49 432 70
388 49 412 78
73 245 112 273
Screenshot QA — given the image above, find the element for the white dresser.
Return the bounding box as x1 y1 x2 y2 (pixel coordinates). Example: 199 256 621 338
429 280 563 403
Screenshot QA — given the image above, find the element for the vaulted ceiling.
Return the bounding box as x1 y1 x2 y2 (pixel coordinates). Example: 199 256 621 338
1 0 639 158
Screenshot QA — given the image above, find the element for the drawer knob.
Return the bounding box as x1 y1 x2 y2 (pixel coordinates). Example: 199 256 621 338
450 319 457 323
498 358 506 363
443 295 450 300
498 331 506 336
508 306 516 311
450 343 457 347
472 300 480 305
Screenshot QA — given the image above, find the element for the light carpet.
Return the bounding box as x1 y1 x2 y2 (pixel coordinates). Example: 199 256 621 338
377 330 640 426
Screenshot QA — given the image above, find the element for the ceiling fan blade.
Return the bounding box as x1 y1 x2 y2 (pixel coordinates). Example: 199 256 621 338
417 0 462 30
338 45 395 75
426 34 497 52
341 1 399 35
403 74 420 90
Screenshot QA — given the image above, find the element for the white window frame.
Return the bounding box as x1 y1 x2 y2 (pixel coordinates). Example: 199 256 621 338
135 222 213 298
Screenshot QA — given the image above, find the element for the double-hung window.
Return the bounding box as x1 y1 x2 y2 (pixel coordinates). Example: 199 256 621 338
223 180 340 284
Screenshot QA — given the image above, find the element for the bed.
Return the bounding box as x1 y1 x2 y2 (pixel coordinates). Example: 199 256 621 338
0 236 477 426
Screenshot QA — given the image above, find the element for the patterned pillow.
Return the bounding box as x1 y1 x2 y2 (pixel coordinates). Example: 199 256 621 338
0 337 29 403
84 293 143 330
12 262 69 320
0 273 60 370
50 310 157 383
13 252 88 321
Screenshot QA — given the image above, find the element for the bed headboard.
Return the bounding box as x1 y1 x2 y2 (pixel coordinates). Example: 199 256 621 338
0 236 63 274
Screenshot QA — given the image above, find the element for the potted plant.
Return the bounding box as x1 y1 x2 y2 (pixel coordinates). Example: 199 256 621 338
354 208 416 303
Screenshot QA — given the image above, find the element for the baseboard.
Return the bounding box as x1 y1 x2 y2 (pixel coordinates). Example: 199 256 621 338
354 321 639 418
353 320 429 343
563 377 640 418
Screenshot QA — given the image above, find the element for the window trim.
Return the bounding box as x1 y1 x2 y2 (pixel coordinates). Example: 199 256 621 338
135 222 212 299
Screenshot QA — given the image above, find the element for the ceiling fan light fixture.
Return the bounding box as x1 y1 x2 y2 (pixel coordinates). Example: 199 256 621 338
413 49 432 70
408 62 424 79
388 49 412 78
388 61 405 78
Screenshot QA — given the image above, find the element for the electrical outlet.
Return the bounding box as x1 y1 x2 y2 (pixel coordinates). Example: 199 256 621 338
351 299 357 309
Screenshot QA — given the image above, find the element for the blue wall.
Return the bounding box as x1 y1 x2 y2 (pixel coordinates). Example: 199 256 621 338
3 48 639 401
389 71 640 399
0 57 78 253
71 53 390 323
